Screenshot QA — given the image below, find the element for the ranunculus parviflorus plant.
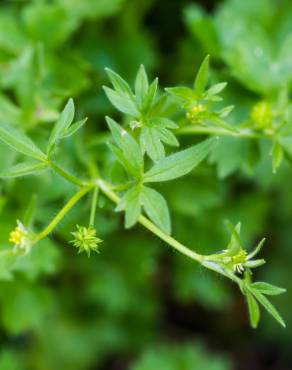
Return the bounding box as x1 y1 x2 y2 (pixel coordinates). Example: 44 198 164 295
0 56 288 329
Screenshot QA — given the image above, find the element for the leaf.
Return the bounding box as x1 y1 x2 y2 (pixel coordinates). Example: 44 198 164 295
103 87 140 116
245 289 260 328
248 238 265 259
194 55 210 97
48 98 75 153
165 86 196 101
23 194 37 227
107 117 143 177
0 122 46 160
251 282 286 296
0 250 18 281
105 68 133 96
251 288 286 328
206 82 227 96
144 137 217 183
116 186 142 228
0 161 47 178
226 221 242 256
244 259 265 268
135 65 149 107
271 141 283 173
156 127 179 147
61 118 87 138
218 105 234 118
141 186 171 234
143 78 158 112
140 126 165 162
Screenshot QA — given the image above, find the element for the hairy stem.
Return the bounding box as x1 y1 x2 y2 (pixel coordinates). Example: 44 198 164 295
89 186 99 227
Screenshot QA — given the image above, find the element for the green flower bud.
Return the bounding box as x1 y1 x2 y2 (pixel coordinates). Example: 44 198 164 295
186 104 205 123
251 101 273 129
70 225 102 257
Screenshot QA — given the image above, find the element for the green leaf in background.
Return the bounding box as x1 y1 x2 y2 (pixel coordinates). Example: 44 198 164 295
144 137 217 183
0 122 46 160
0 161 47 178
271 140 283 173
132 342 231 370
141 186 171 235
194 54 210 97
0 251 18 281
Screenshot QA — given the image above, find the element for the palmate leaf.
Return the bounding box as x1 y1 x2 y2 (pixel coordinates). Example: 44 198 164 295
0 122 46 160
144 137 217 183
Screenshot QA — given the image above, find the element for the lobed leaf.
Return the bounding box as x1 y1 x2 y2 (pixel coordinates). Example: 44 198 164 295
144 137 217 183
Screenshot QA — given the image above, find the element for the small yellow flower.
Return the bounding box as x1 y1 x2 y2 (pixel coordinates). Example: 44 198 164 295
231 249 248 273
70 225 102 257
9 220 31 254
186 104 205 122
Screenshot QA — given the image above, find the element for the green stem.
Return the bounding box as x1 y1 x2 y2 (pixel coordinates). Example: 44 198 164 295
178 125 270 139
33 186 92 243
96 179 204 264
49 161 86 187
89 187 99 227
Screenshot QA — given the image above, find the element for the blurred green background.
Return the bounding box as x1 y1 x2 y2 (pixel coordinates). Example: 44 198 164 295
0 0 292 369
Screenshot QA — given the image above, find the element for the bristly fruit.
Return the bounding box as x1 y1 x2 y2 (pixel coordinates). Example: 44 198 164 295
70 225 102 257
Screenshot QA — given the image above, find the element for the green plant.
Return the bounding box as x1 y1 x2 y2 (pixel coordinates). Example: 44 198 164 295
0 56 287 330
